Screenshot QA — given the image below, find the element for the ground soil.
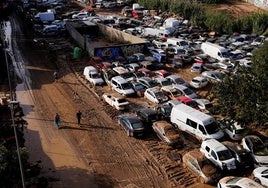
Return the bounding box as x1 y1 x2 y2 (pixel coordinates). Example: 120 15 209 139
7 0 266 188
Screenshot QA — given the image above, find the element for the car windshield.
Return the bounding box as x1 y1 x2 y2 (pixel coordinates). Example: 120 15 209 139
234 129 245 134
148 114 158 122
134 83 144 90
91 73 99 79
171 90 182 97
117 98 127 103
205 122 220 134
121 72 134 79
217 150 232 161
121 83 132 90
149 80 158 87
174 78 185 84
252 138 268 156
205 103 213 109
183 88 193 95
155 91 165 98
180 41 188 46
191 79 200 83
161 80 172 86
222 51 230 58
188 101 198 108
132 122 143 129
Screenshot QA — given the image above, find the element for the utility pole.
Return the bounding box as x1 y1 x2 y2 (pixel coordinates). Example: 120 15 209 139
4 38 26 188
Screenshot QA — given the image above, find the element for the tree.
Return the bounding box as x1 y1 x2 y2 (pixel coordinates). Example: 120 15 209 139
211 43 268 126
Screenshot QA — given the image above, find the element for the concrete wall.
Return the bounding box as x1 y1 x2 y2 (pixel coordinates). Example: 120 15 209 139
66 21 147 57
97 23 146 44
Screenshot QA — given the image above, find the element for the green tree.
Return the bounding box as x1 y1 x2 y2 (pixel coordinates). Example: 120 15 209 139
212 43 268 126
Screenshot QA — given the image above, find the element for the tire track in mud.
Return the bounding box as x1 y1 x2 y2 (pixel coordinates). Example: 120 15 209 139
35 36 201 187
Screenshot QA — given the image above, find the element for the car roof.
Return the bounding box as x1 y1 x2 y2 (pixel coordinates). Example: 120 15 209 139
202 139 228 152
184 149 207 163
103 92 126 100
192 76 206 81
137 108 157 115
119 113 140 122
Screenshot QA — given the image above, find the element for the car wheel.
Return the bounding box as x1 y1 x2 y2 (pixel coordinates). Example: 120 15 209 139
253 177 261 184
127 130 131 137
199 177 205 184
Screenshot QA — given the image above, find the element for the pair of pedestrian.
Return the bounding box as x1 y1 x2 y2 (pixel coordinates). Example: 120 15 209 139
54 111 82 129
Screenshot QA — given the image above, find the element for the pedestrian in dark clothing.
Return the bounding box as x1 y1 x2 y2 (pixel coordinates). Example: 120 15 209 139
53 71 59 82
76 111 82 125
54 113 61 129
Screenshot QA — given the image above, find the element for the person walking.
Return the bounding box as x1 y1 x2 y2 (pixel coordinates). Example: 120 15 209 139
53 71 59 82
54 113 61 129
76 110 82 125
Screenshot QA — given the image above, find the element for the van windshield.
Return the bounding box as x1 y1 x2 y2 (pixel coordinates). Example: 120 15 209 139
205 122 220 135
222 51 230 58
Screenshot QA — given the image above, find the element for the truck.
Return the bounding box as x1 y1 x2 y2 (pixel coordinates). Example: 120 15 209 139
142 27 171 38
201 42 230 62
34 12 55 24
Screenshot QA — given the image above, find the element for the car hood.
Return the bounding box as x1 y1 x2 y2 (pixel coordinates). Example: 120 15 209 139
92 78 104 84
202 164 217 176
254 155 268 165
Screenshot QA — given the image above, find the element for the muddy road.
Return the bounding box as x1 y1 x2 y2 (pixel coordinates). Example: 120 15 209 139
9 11 207 188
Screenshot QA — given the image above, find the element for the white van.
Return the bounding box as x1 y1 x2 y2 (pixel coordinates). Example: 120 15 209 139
110 76 135 96
83 66 104 86
142 28 171 38
170 103 224 141
166 38 189 49
201 42 230 62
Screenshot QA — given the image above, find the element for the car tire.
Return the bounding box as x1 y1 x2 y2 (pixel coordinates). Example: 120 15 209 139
253 177 261 184
127 130 131 137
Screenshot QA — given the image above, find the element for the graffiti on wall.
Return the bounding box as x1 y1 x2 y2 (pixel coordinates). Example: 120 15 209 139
94 43 146 59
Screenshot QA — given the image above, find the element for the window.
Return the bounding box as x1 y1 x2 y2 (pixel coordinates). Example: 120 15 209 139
186 119 197 129
199 125 206 135
211 150 217 160
205 146 210 153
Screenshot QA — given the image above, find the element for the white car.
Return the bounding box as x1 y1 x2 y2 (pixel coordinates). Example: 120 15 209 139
253 167 268 187
194 98 213 113
201 71 226 83
200 139 237 171
191 63 203 73
172 84 197 99
221 119 248 141
189 76 208 89
217 176 264 188
144 87 168 104
166 74 188 87
83 66 104 86
102 93 129 110
242 135 268 167
72 12 89 19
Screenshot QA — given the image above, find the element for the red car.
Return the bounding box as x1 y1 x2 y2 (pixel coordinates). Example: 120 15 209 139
153 69 171 78
193 54 209 64
178 96 199 110
90 56 112 71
